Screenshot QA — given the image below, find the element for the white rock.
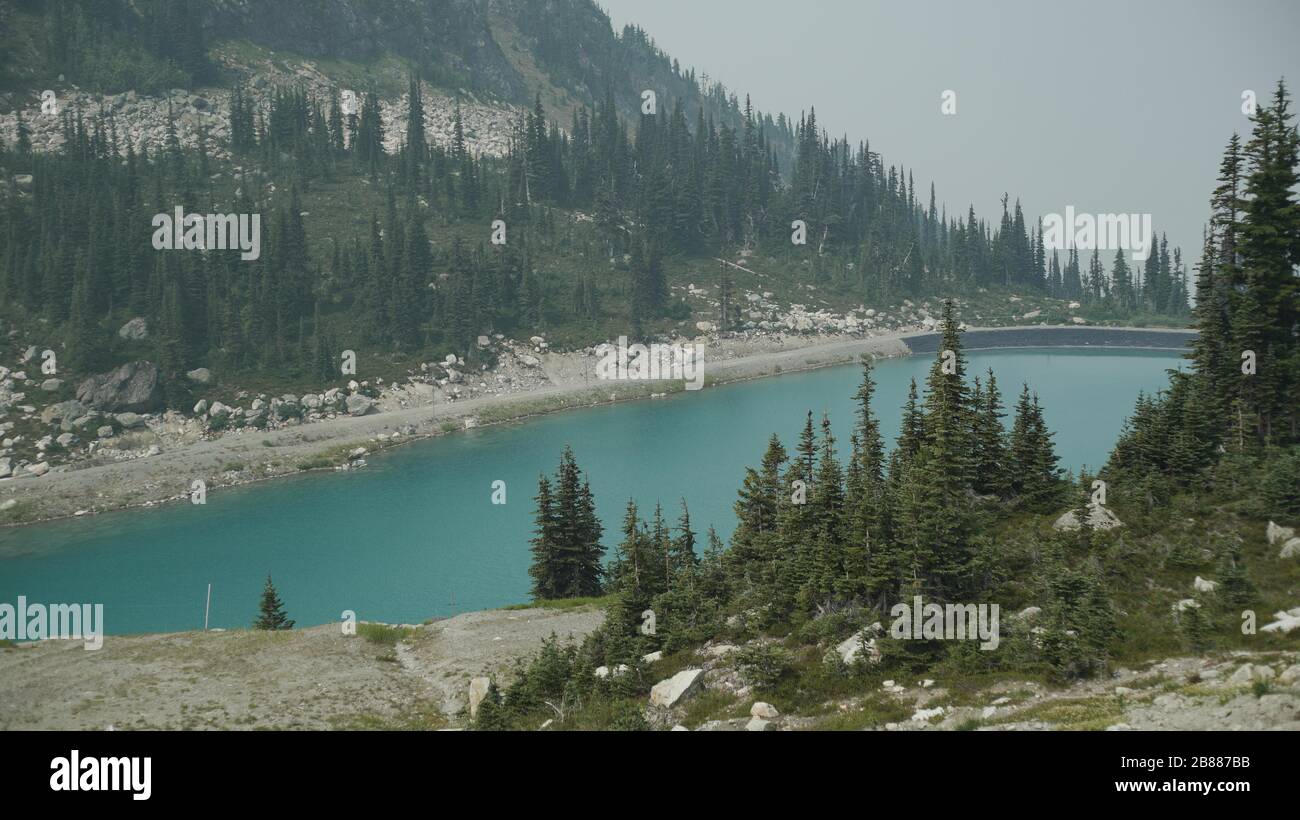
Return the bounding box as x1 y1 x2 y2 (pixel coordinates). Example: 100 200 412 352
1193 576 1218 593
468 677 491 718
745 717 774 732
750 701 780 719
670 725 690 731
1279 664 1300 685
642 651 663 663
1229 663 1275 684
649 669 704 708
911 706 945 723
1280 538 1300 559
836 622 883 665
27 461 50 476
1053 504 1122 531
1266 521 1295 545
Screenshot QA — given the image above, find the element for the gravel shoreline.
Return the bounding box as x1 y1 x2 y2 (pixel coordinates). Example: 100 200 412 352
0 325 1193 529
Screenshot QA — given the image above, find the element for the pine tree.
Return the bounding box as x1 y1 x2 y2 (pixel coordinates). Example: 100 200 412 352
253 575 294 630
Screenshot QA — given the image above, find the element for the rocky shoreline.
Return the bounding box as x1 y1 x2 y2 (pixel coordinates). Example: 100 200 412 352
0 324 1193 531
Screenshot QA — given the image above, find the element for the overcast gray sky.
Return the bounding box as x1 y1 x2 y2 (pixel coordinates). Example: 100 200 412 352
599 0 1300 272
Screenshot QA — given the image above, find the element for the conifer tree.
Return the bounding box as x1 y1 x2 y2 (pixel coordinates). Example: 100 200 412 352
253 575 294 630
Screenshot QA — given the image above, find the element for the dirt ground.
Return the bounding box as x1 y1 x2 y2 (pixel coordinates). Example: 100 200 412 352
0 604 604 730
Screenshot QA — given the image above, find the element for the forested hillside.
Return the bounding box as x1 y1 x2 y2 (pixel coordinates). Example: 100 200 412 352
1 0 1188 426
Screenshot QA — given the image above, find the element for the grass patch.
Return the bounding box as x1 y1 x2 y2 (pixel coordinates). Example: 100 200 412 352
356 623 417 646
329 699 448 731
808 694 911 730
986 695 1125 731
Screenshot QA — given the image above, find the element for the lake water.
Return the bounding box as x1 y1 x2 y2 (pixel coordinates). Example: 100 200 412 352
0 348 1184 634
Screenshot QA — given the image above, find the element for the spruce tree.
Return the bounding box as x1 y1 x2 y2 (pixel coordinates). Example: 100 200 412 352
253 575 294 630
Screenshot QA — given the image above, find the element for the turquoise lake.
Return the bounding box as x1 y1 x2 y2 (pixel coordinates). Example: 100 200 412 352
0 348 1185 634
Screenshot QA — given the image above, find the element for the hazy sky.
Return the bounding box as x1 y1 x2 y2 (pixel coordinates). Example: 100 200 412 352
599 0 1300 272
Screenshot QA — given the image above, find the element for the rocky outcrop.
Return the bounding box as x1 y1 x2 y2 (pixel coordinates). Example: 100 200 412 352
1053 504 1123 532
649 669 704 708
75 361 163 413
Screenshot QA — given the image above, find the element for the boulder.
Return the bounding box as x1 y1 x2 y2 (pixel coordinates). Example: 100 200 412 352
1280 538 1300 560
345 394 375 416
1053 504 1122 532
642 651 663 664
750 701 780 719
117 317 148 341
1229 663 1275 684
0 457 11 478
186 368 212 385
649 669 704 708
206 402 230 419
40 378 62 391
193 399 208 416
40 399 87 425
114 412 145 429
27 461 50 477
1266 521 1295 545
76 361 162 413
1014 606 1042 622
96 425 114 439
835 622 883 665
1193 576 1218 593
1279 664 1300 685
468 677 491 719
745 717 774 732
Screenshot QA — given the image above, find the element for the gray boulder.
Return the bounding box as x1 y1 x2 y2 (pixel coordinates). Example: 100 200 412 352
114 412 145 429
186 368 212 384
76 361 163 413
345 394 376 416
40 399 87 425
1053 504 1123 532
649 669 704 708
118 317 148 341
